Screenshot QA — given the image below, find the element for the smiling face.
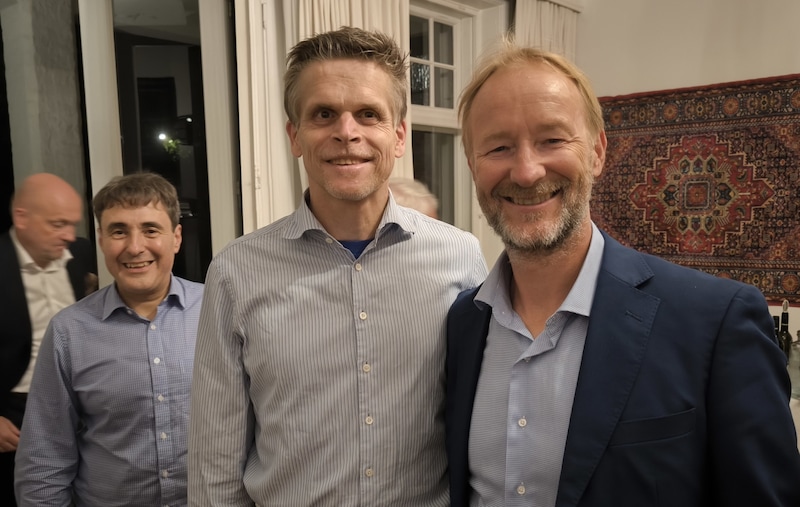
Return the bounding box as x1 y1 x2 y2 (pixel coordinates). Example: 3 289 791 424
98 201 181 310
466 62 606 254
286 59 406 209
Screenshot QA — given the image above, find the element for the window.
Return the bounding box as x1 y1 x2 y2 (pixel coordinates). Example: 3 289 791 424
410 16 455 109
409 0 508 250
410 6 462 225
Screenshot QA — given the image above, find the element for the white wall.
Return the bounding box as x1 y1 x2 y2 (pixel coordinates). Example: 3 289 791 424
575 0 800 334
577 0 800 97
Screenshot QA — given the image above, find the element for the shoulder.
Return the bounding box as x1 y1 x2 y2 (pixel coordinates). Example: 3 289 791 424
215 216 292 259
49 286 108 330
0 233 20 278
450 286 482 315
0 230 18 260
601 231 760 302
174 277 205 305
406 214 481 249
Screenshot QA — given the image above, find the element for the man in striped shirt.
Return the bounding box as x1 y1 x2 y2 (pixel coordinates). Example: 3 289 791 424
188 27 487 506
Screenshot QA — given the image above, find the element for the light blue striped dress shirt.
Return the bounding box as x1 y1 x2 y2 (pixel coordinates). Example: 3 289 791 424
15 276 204 507
469 224 604 507
189 196 487 506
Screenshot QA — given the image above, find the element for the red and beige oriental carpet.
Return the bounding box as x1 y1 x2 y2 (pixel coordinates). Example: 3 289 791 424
595 74 800 303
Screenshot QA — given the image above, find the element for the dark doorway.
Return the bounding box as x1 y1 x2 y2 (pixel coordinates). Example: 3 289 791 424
114 29 212 283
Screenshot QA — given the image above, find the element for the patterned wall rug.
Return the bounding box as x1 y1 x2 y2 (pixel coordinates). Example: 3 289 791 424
594 74 800 303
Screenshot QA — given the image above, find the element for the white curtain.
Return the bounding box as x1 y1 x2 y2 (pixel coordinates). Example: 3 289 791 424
274 0 413 193
514 0 579 61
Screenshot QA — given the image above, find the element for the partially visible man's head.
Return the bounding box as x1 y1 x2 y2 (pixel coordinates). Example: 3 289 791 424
284 26 409 127
389 178 439 219
93 172 182 307
12 173 83 268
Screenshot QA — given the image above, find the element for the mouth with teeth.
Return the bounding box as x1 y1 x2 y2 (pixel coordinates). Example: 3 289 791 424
124 261 154 269
327 157 370 166
501 188 562 206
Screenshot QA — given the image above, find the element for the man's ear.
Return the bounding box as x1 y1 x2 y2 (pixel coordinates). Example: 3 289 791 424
12 207 27 229
286 120 303 158
592 130 608 178
394 119 407 158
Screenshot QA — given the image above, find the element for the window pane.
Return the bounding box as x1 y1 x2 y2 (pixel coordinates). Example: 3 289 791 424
412 130 455 224
433 22 453 65
410 16 429 59
411 63 430 106
434 67 453 109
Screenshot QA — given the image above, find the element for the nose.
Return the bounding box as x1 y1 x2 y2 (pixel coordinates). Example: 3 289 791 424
509 145 546 187
124 231 146 255
332 113 361 143
60 224 77 243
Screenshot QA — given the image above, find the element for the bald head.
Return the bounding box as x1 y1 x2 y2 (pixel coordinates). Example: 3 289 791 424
12 173 83 268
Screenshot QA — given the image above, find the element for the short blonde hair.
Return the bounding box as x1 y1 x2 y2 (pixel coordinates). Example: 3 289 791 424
458 34 603 156
284 26 409 127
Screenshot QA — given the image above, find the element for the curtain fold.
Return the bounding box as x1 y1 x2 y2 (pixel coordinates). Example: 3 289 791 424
514 0 578 61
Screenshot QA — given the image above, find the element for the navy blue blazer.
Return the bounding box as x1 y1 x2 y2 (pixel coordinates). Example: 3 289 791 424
446 231 800 507
0 232 95 406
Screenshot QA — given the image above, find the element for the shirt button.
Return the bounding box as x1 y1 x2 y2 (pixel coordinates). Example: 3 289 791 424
157 394 165 402
355 263 363 271
365 416 374 425
359 311 367 320
365 468 374 478
161 470 169 478
517 484 526 495
150 324 156 330
325 238 333 244
518 417 527 427
153 357 161 364
362 363 371 373
161 432 168 440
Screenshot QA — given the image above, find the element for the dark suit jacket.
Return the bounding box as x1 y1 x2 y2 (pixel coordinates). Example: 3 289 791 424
0 231 95 415
446 231 800 507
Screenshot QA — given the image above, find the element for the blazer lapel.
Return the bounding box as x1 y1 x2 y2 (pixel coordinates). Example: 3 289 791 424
446 288 492 506
556 234 661 507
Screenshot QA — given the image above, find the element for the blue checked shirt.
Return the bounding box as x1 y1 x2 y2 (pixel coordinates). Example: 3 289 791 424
15 276 203 507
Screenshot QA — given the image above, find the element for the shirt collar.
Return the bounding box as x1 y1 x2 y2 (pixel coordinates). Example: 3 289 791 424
475 221 605 320
101 274 184 320
282 190 417 241
10 227 73 272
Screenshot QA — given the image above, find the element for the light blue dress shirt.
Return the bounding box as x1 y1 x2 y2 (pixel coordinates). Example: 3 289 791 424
15 276 204 507
469 223 604 507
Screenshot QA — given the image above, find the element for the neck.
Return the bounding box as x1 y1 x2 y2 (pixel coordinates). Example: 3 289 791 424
308 191 388 241
506 221 593 336
119 287 170 321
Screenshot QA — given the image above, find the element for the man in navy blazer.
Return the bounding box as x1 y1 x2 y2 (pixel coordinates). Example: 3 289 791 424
446 39 800 506
0 173 95 506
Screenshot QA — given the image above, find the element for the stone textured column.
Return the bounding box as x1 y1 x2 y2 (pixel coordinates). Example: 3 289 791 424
1 0 87 233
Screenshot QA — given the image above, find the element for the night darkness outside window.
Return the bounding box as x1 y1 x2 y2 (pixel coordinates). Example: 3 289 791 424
410 15 454 109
